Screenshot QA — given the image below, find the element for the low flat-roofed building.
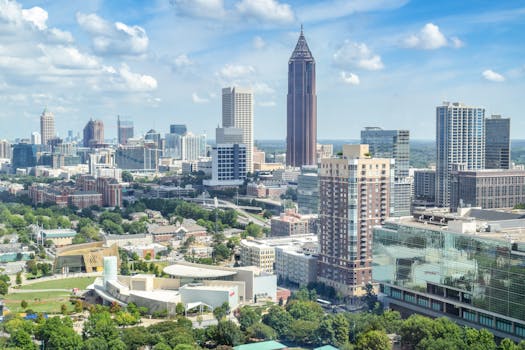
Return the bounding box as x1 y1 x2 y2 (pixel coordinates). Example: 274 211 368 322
270 210 310 237
40 229 77 247
104 233 153 248
54 241 119 274
240 239 275 273
373 208 525 342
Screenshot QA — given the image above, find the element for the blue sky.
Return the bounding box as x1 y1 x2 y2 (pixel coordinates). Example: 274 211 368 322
0 0 524 140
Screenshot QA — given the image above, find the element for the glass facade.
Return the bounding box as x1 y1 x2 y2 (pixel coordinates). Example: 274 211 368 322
373 221 525 338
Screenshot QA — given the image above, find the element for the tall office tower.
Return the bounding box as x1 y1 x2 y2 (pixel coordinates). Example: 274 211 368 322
485 115 510 169
216 127 244 144
164 133 182 159
204 144 247 187
181 132 206 161
436 102 485 208
318 145 393 296
117 116 134 145
31 132 41 145
40 108 55 145
12 142 38 170
297 165 319 214
287 27 317 167
145 129 161 148
222 87 254 172
115 144 159 171
83 119 105 147
0 140 11 159
170 124 187 136
361 127 411 216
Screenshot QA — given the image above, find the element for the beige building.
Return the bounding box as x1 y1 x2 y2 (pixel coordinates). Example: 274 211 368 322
270 210 309 237
40 229 77 247
240 239 275 273
318 144 393 296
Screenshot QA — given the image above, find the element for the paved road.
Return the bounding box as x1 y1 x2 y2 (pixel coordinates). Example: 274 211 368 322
217 199 271 228
8 288 72 294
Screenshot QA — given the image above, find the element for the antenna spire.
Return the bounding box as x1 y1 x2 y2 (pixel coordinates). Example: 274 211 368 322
300 24 304 35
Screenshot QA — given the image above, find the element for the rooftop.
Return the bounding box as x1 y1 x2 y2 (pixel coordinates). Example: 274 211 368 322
234 341 287 350
163 262 237 279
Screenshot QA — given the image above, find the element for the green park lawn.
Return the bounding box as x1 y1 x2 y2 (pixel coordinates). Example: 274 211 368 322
18 277 95 291
3 290 73 314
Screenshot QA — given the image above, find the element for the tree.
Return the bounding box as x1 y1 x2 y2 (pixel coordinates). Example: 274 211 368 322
61 303 68 315
122 171 134 183
286 300 323 321
287 319 319 345
82 338 109 350
356 330 391 350
499 339 520 350
245 223 263 238
262 305 293 337
213 302 230 321
215 320 243 346
176 302 185 315
153 344 172 350
399 314 435 350
0 280 8 295
332 314 350 346
8 330 36 350
238 306 261 331
16 271 22 285
20 300 28 309
362 283 379 311
246 323 277 341
107 339 127 350
83 311 118 341
74 300 83 313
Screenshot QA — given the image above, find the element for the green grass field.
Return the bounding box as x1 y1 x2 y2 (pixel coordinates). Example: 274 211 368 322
18 277 95 291
3 290 73 314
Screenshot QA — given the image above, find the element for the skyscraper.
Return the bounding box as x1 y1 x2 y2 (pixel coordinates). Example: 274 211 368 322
485 115 510 169
117 116 134 145
361 127 411 216
181 132 206 161
318 145 393 296
40 108 55 145
31 132 41 145
0 140 11 159
436 102 485 208
83 119 105 147
287 27 317 167
170 124 187 136
222 87 254 172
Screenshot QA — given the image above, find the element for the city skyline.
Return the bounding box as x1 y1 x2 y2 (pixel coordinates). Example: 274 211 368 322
0 1 524 140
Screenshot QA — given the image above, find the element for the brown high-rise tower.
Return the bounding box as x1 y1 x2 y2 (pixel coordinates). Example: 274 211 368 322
287 27 317 167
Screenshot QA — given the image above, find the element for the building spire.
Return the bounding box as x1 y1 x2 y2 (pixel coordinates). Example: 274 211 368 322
290 25 313 60
300 24 304 35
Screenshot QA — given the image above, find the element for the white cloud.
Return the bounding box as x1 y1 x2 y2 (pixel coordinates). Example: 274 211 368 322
482 69 505 82
451 37 464 48
39 45 99 69
253 36 266 49
340 71 360 85
192 92 209 104
77 13 149 56
403 23 462 50
333 41 384 71
21 7 47 30
236 0 294 23
117 64 158 91
174 54 193 68
48 28 74 43
171 0 226 19
218 64 255 79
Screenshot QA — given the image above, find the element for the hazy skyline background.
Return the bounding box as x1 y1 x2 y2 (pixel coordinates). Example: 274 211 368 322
0 0 524 140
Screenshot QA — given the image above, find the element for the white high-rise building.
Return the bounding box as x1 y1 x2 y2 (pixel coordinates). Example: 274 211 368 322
0 140 11 159
181 132 206 161
40 108 55 145
436 102 485 208
222 87 254 172
31 132 41 145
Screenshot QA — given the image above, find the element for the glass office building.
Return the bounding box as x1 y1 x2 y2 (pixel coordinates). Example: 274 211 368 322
373 218 525 341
